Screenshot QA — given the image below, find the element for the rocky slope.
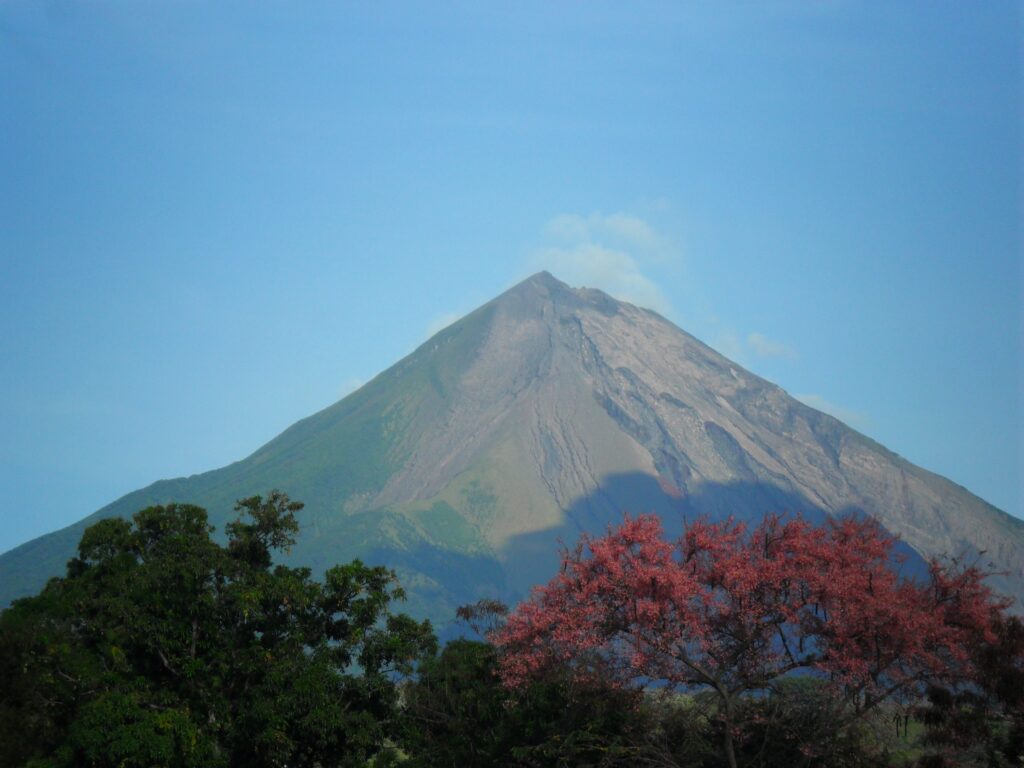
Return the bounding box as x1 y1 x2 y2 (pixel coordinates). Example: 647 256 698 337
2 272 1020 622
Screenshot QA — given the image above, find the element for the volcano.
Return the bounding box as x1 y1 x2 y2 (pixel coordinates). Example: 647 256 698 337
2 272 1020 622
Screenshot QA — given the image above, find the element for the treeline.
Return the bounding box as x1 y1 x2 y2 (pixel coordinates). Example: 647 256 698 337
0 492 1019 767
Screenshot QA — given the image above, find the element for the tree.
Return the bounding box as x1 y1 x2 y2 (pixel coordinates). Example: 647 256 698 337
494 513 1005 768
0 492 436 768
915 609 1024 767
399 601 654 767
730 677 896 768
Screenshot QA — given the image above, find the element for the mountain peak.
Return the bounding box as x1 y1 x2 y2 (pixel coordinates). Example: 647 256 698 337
524 270 562 287
488 271 583 319
498 272 627 319
506 270 573 298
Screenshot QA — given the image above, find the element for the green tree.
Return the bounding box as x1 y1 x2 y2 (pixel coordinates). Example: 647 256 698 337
916 611 1024 767
400 637 656 767
400 601 700 767
0 491 436 768
729 678 896 768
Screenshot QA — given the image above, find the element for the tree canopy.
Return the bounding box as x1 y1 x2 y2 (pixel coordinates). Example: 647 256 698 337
494 513 1009 768
3 497 1018 768
0 491 436 768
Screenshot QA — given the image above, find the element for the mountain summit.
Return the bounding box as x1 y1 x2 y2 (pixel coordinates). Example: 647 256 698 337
3 272 1021 619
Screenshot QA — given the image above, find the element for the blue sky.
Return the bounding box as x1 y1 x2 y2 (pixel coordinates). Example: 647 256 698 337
1 1 1020 554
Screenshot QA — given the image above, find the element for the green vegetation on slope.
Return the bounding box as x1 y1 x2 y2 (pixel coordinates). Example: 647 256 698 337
0 301 499 615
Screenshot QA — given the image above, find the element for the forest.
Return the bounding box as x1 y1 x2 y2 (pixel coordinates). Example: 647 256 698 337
0 492 1019 768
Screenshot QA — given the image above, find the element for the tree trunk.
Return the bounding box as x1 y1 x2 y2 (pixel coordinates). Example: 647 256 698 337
721 694 739 768
723 727 738 768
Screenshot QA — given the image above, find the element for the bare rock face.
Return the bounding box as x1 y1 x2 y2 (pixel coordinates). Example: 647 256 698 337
1 272 1020 620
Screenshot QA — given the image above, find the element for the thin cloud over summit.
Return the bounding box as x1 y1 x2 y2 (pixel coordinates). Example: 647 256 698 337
532 212 676 316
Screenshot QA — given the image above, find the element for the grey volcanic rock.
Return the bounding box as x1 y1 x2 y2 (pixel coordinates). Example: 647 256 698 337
2 272 1021 620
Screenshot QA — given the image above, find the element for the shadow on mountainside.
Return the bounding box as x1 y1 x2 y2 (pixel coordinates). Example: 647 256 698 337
497 472 931 615
0 472 936 636
317 474 934 635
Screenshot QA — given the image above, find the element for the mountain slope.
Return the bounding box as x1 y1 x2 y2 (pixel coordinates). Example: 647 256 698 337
2 272 1021 622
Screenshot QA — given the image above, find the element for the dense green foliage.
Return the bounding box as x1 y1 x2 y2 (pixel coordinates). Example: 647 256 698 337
392 600 907 768
399 638 652 767
915 612 1024 767
0 492 435 768
397 639 913 768
2 495 1020 768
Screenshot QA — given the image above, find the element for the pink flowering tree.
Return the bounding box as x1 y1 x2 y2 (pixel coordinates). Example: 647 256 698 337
493 514 1004 768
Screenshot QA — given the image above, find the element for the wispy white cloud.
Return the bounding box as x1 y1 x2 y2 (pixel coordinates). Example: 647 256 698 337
545 213 591 243
534 243 673 316
338 377 366 398
425 311 462 338
746 332 797 360
710 329 797 364
712 329 746 363
795 393 869 430
600 214 666 255
533 212 677 316
545 212 670 258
